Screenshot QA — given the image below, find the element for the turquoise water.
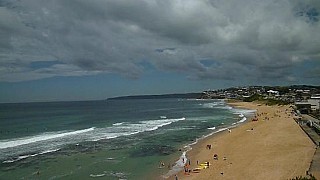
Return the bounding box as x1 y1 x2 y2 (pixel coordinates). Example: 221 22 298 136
0 99 255 179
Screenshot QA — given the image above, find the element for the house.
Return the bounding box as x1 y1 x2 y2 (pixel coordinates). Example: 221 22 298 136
267 90 279 97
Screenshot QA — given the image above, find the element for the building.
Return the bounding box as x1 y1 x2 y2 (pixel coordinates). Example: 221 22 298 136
295 95 320 114
309 96 320 111
295 102 312 114
267 90 279 98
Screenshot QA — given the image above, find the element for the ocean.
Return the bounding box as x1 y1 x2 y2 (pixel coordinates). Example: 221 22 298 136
0 99 255 179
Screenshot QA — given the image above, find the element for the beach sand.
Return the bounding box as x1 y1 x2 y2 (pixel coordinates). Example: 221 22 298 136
171 102 316 180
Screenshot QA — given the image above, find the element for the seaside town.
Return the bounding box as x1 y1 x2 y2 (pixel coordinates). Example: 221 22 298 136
200 85 320 118
193 85 320 179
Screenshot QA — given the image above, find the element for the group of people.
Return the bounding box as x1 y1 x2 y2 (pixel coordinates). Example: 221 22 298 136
183 159 192 175
206 144 212 149
171 146 229 179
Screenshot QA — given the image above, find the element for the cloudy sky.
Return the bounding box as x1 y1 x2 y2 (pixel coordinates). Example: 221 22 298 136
0 0 320 102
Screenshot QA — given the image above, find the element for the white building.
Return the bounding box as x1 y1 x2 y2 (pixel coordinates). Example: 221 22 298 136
267 90 279 97
309 96 320 111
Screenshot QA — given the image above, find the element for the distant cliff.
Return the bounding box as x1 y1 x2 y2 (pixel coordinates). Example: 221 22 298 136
107 93 202 100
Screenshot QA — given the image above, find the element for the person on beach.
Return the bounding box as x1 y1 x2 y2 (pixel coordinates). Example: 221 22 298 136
175 174 178 180
206 144 212 149
184 165 189 175
214 154 218 160
159 161 165 168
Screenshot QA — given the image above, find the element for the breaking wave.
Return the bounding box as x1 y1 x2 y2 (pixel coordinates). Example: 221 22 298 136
0 127 95 149
1 118 185 163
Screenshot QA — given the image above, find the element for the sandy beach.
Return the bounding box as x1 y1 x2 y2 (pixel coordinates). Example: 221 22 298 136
172 101 316 180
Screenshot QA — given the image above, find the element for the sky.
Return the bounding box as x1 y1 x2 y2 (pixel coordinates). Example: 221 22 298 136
0 0 320 103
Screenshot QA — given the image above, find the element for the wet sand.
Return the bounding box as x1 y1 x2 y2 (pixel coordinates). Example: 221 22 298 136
172 102 316 180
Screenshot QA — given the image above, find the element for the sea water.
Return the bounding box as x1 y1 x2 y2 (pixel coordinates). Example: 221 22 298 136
0 99 255 179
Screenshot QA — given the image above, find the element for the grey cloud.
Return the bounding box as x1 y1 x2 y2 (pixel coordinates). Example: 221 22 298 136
0 0 319 84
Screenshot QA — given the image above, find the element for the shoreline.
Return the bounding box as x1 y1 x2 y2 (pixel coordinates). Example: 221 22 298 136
164 101 316 180
153 100 255 179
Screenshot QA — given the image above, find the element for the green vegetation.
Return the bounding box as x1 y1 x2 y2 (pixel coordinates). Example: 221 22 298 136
243 94 263 102
243 93 290 105
264 99 290 106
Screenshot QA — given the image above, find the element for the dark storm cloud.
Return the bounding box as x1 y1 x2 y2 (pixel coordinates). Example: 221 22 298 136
0 0 319 84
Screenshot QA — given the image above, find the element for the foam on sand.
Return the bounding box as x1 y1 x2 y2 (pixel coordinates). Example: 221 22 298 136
163 151 187 178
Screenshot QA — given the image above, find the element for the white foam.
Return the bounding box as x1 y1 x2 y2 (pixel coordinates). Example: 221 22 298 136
140 117 185 131
238 117 247 123
91 131 140 142
207 126 216 130
202 102 218 108
217 127 228 132
232 108 256 115
39 148 61 155
202 101 234 110
203 128 228 139
91 118 186 141
3 148 60 163
1 118 187 162
231 108 256 124
90 173 106 178
163 126 231 178
112 122 124 126
217 106 233 110
189 115 227 122
0 127 95 149
163 151 187 178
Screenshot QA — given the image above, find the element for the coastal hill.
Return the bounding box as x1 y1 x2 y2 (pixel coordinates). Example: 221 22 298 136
107 85 320 101
107 93 202 100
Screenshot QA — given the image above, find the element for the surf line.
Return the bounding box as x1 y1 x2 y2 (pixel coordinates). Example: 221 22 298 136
0 127 95 149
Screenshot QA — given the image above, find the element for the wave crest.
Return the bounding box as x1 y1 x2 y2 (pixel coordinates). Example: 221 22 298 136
0 127 95 149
